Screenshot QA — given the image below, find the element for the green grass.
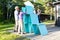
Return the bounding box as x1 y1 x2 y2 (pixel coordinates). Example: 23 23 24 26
0 24 14 32
0 20 55 40
43 20 55 25
0 24 30 40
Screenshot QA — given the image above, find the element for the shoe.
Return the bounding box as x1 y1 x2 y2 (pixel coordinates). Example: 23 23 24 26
14 30 17 32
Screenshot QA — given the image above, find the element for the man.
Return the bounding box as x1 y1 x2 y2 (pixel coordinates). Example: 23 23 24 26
14 6 19 32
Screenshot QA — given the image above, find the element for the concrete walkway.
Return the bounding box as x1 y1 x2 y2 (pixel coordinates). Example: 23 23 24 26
7 24 60 40
25 25 60 40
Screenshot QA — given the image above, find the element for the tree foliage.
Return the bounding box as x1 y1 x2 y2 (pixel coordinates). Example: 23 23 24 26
36 0 55 20
0 0 56 23
0 0 24 23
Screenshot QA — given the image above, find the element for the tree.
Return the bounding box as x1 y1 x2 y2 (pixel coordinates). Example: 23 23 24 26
0 0 24 23
36 0 55 20
0 0 8 20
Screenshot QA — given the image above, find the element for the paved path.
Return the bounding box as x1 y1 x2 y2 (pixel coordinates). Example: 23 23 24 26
25 25 60 40
7 24 60 40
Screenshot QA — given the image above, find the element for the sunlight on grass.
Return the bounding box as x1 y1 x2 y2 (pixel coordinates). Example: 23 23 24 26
0 24 14 32
0 31 20 40
0 24 30 40
0 32 30 40
0 33 20 40
43 20 55 25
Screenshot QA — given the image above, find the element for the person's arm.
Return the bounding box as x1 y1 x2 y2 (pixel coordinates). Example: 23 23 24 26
37 13 40 15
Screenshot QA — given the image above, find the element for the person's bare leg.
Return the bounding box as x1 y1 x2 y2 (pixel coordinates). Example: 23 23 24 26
20 19 24 35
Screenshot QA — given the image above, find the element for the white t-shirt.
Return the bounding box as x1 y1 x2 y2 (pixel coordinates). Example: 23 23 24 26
14 10 19 20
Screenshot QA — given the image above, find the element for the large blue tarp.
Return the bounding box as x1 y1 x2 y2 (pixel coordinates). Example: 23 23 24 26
22 6 48 36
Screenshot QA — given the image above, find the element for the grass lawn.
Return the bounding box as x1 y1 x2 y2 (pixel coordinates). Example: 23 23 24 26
0 20 54 40
43 20 55 25
0 24 30 40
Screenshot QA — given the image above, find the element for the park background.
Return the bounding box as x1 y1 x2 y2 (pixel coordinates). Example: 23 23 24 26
0 0 56 40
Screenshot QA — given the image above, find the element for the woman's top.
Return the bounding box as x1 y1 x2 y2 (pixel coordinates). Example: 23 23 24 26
19 12 23 20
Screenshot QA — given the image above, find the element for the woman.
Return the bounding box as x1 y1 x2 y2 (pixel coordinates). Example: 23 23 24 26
18 10 24 35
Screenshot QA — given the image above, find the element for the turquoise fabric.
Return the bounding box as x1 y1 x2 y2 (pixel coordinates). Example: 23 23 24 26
22 6 48 36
